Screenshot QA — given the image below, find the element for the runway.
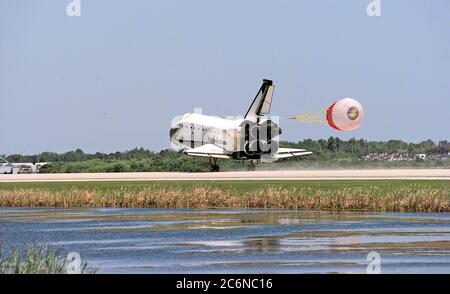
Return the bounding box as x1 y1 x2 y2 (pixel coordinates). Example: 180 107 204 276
0 169 449 182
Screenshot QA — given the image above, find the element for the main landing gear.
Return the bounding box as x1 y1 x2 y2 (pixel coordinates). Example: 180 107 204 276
209 158 220 172
246 160 257 171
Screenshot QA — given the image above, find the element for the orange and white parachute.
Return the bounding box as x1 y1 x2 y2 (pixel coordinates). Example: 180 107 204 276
289 98 364 131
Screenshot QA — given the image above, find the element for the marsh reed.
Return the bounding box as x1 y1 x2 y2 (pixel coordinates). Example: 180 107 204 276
0 243 95 274
0 183 448 212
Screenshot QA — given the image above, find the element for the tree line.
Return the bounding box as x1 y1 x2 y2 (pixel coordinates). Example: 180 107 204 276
2 138 449 173
281 138 449 158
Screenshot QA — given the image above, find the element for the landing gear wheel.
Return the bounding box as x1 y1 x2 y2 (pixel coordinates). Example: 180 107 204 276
210 164 220 172
209 158 220 172
246 160 257 171
246 164 256 171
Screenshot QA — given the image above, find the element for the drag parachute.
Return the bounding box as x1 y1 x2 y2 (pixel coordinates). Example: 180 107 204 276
326 98 364 131
289 98 364 131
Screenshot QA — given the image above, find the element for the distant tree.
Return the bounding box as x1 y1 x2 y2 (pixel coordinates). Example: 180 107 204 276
421 140 436 151
437 140 449 153
6 154 22 163
95 152 104 160
327 137 337 152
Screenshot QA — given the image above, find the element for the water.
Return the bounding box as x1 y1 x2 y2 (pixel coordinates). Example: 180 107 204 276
1 207 450 274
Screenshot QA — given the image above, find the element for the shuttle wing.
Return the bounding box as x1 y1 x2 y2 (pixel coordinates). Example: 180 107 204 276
184 144 232 159
273 148 313 160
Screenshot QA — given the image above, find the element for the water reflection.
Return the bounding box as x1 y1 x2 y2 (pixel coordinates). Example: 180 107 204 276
0 207 450 273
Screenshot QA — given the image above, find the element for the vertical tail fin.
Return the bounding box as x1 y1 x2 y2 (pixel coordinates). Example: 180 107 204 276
244 79 275 122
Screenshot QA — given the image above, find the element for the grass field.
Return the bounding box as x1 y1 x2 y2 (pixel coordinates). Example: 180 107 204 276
1 179 449 193
0 180 448 212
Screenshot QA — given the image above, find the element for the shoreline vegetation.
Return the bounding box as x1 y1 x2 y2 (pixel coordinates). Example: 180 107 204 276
0 180 448 213
0 243 95 274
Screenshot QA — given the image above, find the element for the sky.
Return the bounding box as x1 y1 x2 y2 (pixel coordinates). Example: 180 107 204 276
1 0 449 154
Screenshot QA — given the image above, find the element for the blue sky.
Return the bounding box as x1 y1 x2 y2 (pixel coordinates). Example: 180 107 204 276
1 0 449 154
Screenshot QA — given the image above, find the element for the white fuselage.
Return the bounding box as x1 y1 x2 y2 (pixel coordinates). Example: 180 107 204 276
170 112 280 160
170 113 244 152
